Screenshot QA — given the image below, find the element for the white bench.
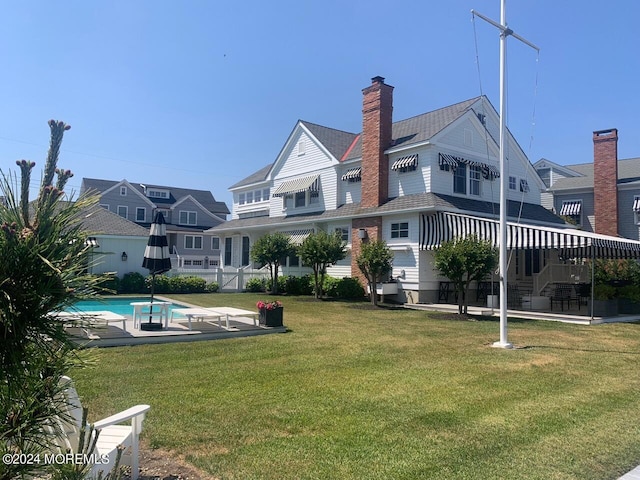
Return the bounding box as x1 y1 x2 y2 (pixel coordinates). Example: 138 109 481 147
130 301 170 329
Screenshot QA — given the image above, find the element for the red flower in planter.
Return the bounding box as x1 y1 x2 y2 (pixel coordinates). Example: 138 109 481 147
256 300 283 311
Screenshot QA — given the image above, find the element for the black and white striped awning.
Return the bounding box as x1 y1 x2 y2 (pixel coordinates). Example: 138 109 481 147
438 153 500 179
633 197 640 212
272 175 320 197
341 167 362 181
85 237 99 247
391 154 418 170
420 211 640 259
560 201 582 216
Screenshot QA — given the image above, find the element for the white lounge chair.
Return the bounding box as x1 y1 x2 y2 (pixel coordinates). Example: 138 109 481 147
54 376 150 480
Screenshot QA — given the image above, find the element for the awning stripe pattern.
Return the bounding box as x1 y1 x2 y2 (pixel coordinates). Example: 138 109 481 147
633 197 640 212
272 175 320 197
282 229 314 246
420 211 640 259
391 154 418 170
341 167 362 181
560 201 582 216
438 153 500 179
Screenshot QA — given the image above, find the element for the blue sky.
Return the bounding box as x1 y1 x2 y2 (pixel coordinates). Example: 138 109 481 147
1 1 638 210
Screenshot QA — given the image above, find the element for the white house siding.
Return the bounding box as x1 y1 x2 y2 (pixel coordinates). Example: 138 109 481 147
380 215 420 297
554 192 594 232
339 163 362 205
89 236 148 276
388 147 429 199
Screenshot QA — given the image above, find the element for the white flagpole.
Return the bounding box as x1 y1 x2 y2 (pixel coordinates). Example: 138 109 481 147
471 0 539 349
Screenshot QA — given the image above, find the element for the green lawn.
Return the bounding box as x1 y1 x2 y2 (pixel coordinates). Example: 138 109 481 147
73 294 640 480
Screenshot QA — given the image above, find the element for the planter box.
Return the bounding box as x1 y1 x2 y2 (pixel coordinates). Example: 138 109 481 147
588 299 619 317
259 307 283 327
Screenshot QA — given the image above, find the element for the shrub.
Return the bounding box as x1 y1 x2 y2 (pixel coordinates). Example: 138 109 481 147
97 274 120 294
147 274 171 294
169 275 206 293
267 275 288 294
285 274 314 296
246 277 266 293
205 281 219 293
325 276 366 299
120 272 146 293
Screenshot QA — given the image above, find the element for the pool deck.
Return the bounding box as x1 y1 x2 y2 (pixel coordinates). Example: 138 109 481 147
65 298 286 347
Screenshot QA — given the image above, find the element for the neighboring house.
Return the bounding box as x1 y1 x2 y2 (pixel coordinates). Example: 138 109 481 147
534 129 640 241
81 178 229 270
208 76 640 301
79 204 150 276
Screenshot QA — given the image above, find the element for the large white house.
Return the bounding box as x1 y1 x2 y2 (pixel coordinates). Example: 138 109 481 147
208 76 640 302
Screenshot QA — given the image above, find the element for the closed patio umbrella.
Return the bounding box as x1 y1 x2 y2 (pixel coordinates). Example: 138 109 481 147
141 211 171 331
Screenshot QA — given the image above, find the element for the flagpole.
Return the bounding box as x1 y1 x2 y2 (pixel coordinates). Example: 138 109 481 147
471 0 539 349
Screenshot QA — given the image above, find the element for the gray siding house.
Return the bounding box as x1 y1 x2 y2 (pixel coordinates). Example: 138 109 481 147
534 129 640 242
81 178 230 270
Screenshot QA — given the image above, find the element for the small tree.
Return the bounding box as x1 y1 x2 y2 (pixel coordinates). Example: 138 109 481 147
433 234 498 314
298 230 347 298
356 240 393 306
250 232 295 294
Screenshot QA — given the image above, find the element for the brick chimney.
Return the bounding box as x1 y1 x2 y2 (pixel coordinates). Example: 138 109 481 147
361 76 393 208
593 128 619 236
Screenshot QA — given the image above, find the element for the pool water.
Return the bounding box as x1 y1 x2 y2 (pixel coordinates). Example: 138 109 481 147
70 297 187 317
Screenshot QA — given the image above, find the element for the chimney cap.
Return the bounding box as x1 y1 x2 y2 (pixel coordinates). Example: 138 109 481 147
593 128 618 138
371 76 386 84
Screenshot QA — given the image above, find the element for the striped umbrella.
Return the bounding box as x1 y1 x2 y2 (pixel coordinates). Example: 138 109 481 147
141 211 171 330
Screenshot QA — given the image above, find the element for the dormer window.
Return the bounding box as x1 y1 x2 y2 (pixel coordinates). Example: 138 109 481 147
147 189 169 199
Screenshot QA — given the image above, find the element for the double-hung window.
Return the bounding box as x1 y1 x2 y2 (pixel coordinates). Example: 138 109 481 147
179 211 197 225
470 165 481 196
184 235 202 249
453 163 467 194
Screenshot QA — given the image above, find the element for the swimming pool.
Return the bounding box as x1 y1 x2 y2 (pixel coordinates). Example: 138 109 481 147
70 296 187 317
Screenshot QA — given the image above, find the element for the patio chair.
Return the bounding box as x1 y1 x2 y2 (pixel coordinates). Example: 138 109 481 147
53 376 150 480
550 284 577 312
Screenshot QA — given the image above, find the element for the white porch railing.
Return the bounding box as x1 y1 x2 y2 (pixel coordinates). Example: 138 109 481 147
533 263 590 295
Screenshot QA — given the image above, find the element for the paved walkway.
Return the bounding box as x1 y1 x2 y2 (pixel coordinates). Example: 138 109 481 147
620 465 640 479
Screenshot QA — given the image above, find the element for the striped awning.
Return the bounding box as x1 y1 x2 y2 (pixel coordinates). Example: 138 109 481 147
391 154 418 171
282 229 313 245
560 201 582 216
420 211 640 259
272 175 319 197
633 197 640 212
85 237 99 247
341 167 362 181
438 153 499 179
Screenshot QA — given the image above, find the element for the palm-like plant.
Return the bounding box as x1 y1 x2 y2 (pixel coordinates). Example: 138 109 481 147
0 120 103 479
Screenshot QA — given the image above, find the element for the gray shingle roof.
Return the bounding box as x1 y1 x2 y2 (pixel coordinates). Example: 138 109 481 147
549 157 640 191
208 192 565 233
229 163 273 189
80 204 150 237
81 178 230 215
301 121 358 160
344 97 482 161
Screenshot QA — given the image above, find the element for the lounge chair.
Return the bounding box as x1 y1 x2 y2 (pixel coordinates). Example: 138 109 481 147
53 376 150 480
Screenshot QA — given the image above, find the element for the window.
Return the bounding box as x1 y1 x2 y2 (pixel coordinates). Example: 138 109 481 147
520 179 530 193
263 188 270 200
440 163 451 172
470 165 481 196
136 207 146 222
209 259 219 267
560 200 582 226
635 196 640 225
241 236 250 266
117 206 128 218
391 222 409 238
336 227 349 242
120 186 127 196
185 235 203 249
289 255 299 267
284 194 294 209
211 237 220 250
147 189 169 198
179 211 197 225
254 190 262 202
246 191 253 203
309 190 319 205
192 260 203 266
224 238 232 266
453 163 467 194
239 193 246 205
398 164 417 173
298 140 305 156
100 204 109 210
509 176 516 190
295 191 306 208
